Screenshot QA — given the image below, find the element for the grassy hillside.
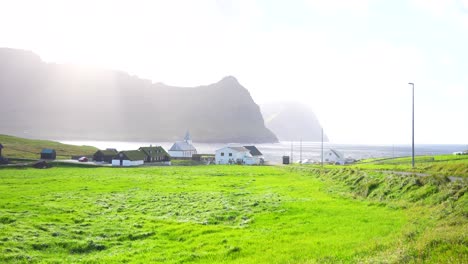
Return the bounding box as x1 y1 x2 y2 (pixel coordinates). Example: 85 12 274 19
0 166 466 263
352 154 468 177
0 134 97 160
288 166 467 263
306 154 468 178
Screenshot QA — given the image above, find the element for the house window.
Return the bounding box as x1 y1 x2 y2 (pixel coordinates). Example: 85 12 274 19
229 153 232 157
221 152 224 156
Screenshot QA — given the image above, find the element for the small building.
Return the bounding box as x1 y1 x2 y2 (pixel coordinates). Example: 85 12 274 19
40 148 56 160
0 144 7 164
324 149 345 165
168 131 197 158
111 150 145 167
139 146 171 164
93 149 119 163
215 146 263 165
0 156 8 165
244 146 265 165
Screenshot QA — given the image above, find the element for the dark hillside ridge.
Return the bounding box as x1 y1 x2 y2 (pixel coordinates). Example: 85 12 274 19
0 48 277 143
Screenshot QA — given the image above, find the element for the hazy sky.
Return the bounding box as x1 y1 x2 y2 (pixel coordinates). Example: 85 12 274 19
1 0 467 144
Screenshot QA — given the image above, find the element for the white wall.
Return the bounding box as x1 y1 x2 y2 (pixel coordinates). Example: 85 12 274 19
215 147 237 164
111 159 144 166
169 150 196 158
245 156 263 165
215 147 256 165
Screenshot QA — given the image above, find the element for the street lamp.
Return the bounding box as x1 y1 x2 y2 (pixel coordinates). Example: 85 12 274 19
408 82 415 168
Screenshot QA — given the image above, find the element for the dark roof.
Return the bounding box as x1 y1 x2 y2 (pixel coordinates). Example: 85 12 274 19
115 150 146 161
169 141 196 151
329 149 344 159
244 146 262 156
95 149 118 156
41 148 55 154
139 146 168 158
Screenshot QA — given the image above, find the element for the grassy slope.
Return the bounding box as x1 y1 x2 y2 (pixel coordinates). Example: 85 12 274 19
0 134 97 160
358 155 468 177
0 166 466 263
288 167 467 263
309 154 468 178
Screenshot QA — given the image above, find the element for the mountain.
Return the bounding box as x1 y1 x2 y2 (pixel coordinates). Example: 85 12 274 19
261 102 329 142
0 48 277 143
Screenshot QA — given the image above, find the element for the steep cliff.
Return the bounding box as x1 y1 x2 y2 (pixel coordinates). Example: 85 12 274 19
0 48 277 143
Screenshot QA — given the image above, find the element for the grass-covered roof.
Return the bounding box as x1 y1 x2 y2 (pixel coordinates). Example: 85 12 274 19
117 150 146 161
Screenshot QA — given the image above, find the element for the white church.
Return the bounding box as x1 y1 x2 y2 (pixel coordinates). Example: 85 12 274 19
168 131 198 158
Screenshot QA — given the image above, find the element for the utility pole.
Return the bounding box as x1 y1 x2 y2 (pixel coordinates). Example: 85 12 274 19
321 128 324 167
300 138 302 164
290 141 293 164
409 82 415 168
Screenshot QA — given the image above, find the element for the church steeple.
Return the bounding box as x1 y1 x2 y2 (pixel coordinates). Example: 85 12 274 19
184 130 192 144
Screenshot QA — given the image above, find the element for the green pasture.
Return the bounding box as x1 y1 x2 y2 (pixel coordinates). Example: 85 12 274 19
0 166 466 263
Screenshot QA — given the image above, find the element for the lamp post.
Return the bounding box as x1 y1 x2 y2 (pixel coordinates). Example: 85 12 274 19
408 82 415 168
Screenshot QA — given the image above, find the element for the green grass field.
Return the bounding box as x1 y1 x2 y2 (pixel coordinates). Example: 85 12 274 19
0 134 97 160
0 166 466 263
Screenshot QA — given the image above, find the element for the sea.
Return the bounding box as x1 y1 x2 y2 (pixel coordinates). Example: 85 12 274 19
59 140 468 164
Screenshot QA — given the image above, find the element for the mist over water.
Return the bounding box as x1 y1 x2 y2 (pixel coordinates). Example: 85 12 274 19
60 140 467 164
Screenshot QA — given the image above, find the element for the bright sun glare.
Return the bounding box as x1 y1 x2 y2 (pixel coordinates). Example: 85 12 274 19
0 0 467 144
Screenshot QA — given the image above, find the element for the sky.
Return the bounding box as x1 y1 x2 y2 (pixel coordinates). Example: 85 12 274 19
0 0 467 144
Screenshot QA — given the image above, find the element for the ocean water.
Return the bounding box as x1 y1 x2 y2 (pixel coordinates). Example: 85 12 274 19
60 140 467 164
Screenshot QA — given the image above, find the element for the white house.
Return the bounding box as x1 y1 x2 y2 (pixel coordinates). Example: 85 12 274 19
324 149 345 165
111 150 145 166
168 131 197 158
215 146 263 165
244 146 265 165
